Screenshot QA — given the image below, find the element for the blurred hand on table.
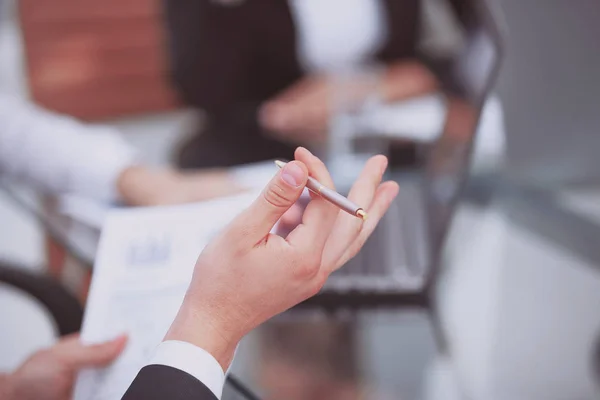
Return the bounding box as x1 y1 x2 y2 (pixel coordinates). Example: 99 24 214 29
259 61 437 143
116 166 307 232
116 167 246 207
1 334 127 400
260 75 334 142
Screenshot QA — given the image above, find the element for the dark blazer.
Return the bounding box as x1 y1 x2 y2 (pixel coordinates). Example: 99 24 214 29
122 365 217 400
163 0 473 169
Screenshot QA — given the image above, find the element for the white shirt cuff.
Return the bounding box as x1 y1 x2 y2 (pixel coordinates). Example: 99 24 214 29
148 340 225 399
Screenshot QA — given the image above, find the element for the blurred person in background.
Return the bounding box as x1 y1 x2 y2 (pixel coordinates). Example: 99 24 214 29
0 95 344 400
0 94 243 400
165 0 472 169
0 58 249 399
0 95 244 206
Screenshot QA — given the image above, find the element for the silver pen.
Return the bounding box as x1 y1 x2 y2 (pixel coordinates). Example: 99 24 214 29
275 160 367 221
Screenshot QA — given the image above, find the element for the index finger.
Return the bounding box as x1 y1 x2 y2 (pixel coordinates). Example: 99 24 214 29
286 147 339 256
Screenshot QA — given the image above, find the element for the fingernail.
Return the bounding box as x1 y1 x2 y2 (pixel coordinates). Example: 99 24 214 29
281 162 304 187
298 147 316 160
381 157 388 175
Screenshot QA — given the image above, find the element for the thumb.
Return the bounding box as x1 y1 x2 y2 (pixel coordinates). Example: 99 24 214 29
229 160 308 244
59 334 128 369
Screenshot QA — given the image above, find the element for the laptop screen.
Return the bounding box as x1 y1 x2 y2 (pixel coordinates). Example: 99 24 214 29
425 0 504 280
324 0 504 293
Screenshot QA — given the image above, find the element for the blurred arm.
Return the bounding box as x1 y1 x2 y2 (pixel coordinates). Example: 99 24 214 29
0 93 137 201
379 60 439 103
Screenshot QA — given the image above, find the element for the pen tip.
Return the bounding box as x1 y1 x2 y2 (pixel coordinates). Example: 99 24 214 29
274 160 286 169
357 209 368 221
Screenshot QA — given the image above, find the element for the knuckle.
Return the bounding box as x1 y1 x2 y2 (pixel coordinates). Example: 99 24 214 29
308 284 321 298
263 183 293 209
315 271 329 290
307 251 323 273
310 159 328 177
308 273 328 297
298 263 317 279
231 227 256 249
310 251 323 268
293 255 320 280
310 154 327 169
305 262 320 278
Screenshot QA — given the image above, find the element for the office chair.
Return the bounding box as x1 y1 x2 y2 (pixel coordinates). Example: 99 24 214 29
0 261 83 336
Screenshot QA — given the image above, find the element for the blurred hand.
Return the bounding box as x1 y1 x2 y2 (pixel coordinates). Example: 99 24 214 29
259 75 333 143
117 166 246 207
165 147 399 370
3 334 127 400
259 62 437 144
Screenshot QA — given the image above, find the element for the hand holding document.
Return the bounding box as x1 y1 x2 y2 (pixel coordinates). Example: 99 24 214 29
73 191 262 400
74 148 399 400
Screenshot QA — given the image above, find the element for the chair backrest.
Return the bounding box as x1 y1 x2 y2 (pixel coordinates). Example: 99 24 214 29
0 261 83 336
18 0 178 120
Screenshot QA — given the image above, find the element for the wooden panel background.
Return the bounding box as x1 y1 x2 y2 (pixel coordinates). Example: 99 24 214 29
18 0 179 121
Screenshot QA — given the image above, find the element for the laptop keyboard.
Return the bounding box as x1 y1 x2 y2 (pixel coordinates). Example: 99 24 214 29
324 177 430 293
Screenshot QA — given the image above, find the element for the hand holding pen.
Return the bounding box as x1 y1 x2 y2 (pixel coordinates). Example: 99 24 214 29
167 147 399 370
275 160 368 220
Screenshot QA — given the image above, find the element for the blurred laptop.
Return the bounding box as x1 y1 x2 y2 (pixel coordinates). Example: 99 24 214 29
317 0 505 304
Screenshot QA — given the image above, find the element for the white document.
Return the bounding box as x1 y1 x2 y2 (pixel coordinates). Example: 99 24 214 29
363 93 448 142
73 190 261 400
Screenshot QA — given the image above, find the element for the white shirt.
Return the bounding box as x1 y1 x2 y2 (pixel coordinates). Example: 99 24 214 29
0 97 228 395
0 97 225 394
150 341 226 398
0 0 385 201
0 94 136 201
289 0 387 73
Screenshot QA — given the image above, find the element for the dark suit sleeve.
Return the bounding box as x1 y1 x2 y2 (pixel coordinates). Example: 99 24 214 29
121 365 218 400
